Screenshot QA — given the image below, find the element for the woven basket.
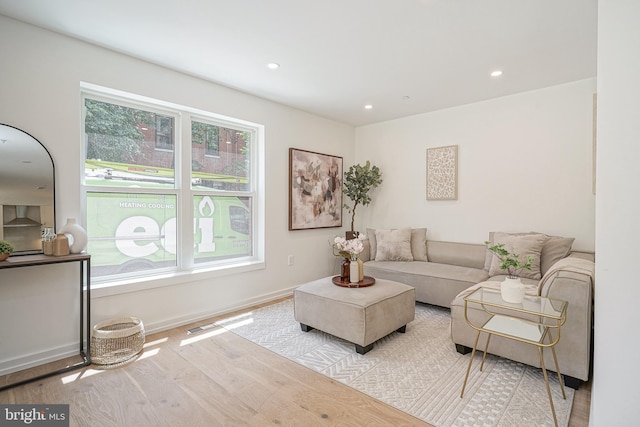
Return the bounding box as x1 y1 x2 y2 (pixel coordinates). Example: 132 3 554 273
91 317 145 366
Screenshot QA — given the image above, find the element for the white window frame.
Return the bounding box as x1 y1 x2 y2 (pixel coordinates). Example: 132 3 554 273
80 82 265 295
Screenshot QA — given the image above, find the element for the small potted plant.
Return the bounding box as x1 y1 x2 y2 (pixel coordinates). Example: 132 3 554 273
485 242 532 303
0 240 14 261
343 161 383 239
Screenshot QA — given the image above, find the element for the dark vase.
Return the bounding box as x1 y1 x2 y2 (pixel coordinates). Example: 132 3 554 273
341 258 351 282
346 231 358 240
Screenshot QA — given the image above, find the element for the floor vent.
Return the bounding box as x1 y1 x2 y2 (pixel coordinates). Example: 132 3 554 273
187 323 217 335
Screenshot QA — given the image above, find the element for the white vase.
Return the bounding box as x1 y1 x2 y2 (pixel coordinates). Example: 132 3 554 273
350 259 360 283
59 218 88 254
501 277 525 303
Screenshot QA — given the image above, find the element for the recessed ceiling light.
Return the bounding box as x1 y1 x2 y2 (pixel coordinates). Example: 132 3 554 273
490 70 503 77
267 63 280 70
364 104 373 110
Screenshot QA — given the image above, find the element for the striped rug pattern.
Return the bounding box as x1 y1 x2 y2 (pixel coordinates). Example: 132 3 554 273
215 299 573 427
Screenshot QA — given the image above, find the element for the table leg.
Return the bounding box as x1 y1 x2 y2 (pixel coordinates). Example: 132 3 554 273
538 346 559 427
479 333 492 372
547 331 566 400
460 329 481 398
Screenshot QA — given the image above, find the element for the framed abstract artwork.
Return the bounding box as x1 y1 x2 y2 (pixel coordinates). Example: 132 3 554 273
426 145 458 200
289 148 343 230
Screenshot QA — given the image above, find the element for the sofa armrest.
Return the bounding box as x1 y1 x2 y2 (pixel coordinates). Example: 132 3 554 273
538 256 595 298
538 256 595 381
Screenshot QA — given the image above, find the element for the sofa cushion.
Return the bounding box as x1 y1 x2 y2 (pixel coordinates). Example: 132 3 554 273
484 231 575 276
426 240 486 269
364 260 490 307
410 228 428 261
375 228 413 261
488 233 546 280
368 227 428 261
537 234 575 274
367 228 377 260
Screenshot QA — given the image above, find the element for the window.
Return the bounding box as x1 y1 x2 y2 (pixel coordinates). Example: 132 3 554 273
192 121 219 157
82 86 262 283
154 115 174 151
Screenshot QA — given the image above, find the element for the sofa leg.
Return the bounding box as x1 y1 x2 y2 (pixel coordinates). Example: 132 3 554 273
455 344 473 355
300 323 314 332
563 375 583 390
356 343 374 355
396 325 407 333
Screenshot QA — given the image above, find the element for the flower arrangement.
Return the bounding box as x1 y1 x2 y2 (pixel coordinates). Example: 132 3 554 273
485 241 532 279
332 234 366 260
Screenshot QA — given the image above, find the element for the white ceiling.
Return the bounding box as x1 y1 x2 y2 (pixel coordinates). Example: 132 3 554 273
0 0 597 126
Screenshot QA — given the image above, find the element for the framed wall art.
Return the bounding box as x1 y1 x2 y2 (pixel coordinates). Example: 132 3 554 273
426 145 458 200
289 148 343 230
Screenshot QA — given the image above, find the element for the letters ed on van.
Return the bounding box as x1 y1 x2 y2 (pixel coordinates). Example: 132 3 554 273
289 148 343 230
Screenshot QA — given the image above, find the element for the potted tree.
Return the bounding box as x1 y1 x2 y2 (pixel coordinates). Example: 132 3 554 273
343 161 383 239
0 240 14 261
485 242 532 303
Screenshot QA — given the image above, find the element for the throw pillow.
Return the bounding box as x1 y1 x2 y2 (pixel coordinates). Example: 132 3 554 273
531 232 575 275
484 232 537 271
410 228 428 262
368 227 428 262
375 228 414 261
367 228 377 260
488 233 547 280
484 231 575 276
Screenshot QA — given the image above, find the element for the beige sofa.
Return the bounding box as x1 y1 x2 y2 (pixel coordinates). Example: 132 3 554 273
360 228 595 389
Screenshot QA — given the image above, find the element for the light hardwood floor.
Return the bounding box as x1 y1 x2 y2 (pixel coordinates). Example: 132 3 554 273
1 298 590 426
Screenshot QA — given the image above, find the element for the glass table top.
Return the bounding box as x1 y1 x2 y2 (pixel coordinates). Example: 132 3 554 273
465 286 567 320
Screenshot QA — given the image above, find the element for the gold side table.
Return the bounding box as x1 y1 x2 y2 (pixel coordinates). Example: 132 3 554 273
460 286 568 427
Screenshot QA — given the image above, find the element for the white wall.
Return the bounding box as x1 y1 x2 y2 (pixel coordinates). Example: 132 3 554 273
0 16 353 374
591 1 640 424
355 79 596 250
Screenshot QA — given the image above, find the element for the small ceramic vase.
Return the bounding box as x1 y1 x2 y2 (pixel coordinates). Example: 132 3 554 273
501 277 525 303
59 218 88 254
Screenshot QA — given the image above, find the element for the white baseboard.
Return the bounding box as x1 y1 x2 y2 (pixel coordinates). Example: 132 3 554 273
142 286 296 335
0 286 296 377
0 342 81 377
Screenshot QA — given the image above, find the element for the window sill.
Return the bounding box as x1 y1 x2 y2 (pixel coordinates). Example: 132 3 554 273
90 260 265 299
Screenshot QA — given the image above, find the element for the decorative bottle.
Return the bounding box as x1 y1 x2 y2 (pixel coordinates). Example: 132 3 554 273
341 258 351 282
58 218 88 254
357 257 364 281
42 227 54 255
52 233 70 256
350 256 359 283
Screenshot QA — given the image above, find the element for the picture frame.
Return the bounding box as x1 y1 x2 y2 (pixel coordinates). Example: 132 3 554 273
426 145 458 200
289 148 343 230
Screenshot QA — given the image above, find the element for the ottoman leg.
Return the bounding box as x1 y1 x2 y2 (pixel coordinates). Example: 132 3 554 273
396 325 407 333
300 323 314 332
355 343 374 355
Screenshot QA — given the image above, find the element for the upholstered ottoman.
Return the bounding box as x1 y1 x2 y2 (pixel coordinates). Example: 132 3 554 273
293 276 415 354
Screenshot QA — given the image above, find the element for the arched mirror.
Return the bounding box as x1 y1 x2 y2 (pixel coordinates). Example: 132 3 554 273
0 124 55 255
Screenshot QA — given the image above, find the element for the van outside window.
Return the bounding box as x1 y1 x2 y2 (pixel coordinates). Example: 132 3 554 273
82 87 262 283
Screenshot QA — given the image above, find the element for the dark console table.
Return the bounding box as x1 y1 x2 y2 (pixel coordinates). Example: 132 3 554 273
0 253 91 391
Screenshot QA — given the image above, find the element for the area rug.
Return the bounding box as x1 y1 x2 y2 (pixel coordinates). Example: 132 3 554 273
214 299 573 427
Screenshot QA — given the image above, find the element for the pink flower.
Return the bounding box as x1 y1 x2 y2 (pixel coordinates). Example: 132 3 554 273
331 235 365 259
